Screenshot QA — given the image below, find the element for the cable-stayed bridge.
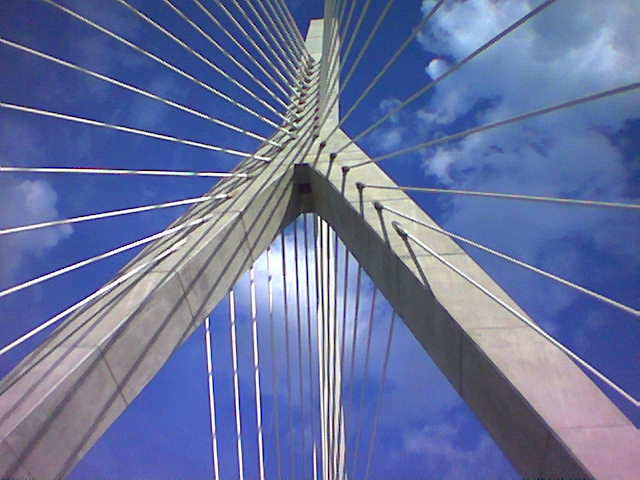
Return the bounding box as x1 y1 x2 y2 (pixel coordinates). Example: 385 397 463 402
0 1 638 479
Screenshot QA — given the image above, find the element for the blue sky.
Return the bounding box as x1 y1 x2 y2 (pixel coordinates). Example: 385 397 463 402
0 0 638 479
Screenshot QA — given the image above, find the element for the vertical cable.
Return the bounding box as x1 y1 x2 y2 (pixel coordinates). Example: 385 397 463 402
328 228 340 480
313 215 324 480
333 245 350 479
293 218 308 476
350 286 378 478
204 316 221 480
250 267 266 480
363 311 396 480
267 247 283 480
281 231 295 480
229 289 245 480
304 214 318 478
313 442 319 480
316 217 329 480
342 264 362 480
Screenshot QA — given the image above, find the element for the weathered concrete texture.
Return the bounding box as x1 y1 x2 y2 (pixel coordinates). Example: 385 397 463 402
0 17 637 480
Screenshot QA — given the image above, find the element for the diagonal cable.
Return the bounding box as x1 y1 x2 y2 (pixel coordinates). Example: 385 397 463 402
0 195 228 237
39 0 290 129
0 210 224 299
334 0 560 155
0 102 272 160
320 0 394 131
363 311 396 480
191 0 292 100
393 222 640 407
207 0 297 91
162 0 290 109
325 0 446 141
0 37 283 143
382 205 639 316
363 184 640 209
227 0 298 82
0 238 187 356
113 0 288 121
351 82 640 167
0 166 250 178
350 286 378 478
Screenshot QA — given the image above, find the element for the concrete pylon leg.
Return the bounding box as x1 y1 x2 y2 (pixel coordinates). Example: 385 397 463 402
0 16 638 480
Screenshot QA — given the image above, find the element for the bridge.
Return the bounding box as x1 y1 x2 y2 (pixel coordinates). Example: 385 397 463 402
0 1 638 479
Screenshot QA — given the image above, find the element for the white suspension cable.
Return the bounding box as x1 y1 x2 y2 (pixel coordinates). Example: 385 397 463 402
245 0 301 74
249 267 267 480
204 316 221 480
229 289 246 480
253 0 303 68
112 0 286 122
313 442 319 480
267 247 284 480
325 0 446 140
0 194 228 237
364 184 640 210
162 0 290 109
351 82 640 167
325 0 355 82
319 0 356 124
342 264 362 480
319 0 349 122
313 216 324 480
0 103 271 161
0 37 282 144
0 211 219 299
293 219 308 475
207 0 296 92
320 0 394 131
0 237 186 356
329 226 341 480
334 0 560 155
228 0 298 82
363 311 396 480
0 166 251 179
333 245 350 480
280 231 296 480
269 0 310 59
392 222 640 407
320 0 380 128
316 217 330 480
318 0 336 122
382 205 639 316
350 286 378 478
39 0 288 130
304 214 318 478
274 0 309 55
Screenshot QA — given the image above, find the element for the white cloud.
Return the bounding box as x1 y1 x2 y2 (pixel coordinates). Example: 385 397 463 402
403 420 515 480
0 177 73 284
369 0 640 325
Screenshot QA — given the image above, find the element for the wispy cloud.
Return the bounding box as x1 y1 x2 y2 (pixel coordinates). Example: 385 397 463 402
0 175 73 284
